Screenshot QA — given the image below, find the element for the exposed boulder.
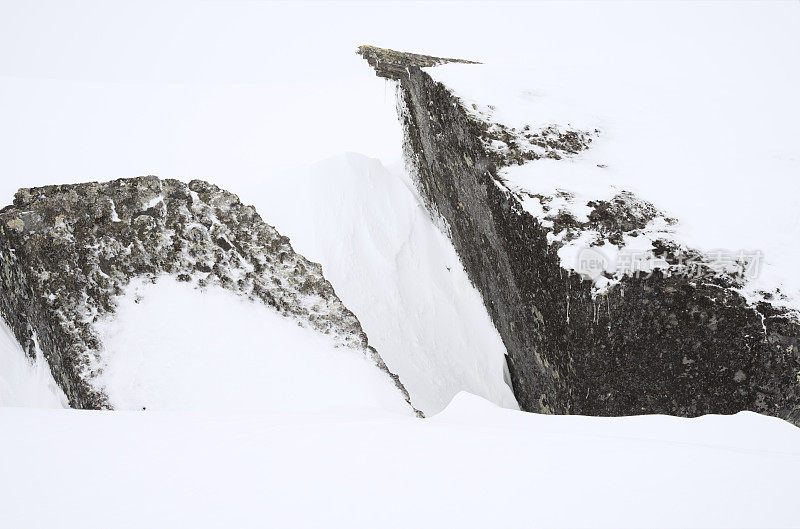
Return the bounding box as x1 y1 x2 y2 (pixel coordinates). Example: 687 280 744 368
0 176 416 413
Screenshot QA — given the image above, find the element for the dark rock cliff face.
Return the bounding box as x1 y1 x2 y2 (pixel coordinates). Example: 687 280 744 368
359 46 800 424
0 176 416 412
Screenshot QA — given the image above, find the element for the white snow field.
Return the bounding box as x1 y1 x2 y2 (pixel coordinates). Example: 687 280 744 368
89 276 412 415
1 392 799 529
241 153 517 415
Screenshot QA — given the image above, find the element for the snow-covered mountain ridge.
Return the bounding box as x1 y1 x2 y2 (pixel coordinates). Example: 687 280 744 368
358 45 800 424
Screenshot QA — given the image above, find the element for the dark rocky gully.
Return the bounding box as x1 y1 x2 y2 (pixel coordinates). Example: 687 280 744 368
357 45 800 425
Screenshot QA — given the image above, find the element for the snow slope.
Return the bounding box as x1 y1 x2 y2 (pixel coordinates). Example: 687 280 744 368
90 276 412 415
0 319 67 408
2 392 799 529
239 153 517 414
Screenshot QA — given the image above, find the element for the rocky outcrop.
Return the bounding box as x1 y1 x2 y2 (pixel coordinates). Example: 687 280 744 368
0 176 417 413
356 45 479 80
358 45 800 424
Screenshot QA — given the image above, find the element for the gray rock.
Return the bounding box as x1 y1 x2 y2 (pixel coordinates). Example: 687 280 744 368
0 176 418 414
358 45 800 425
356 45 479 80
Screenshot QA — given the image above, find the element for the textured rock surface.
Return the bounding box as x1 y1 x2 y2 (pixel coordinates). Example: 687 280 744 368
358 45 800 424
0 176 416 412
356 45 479 80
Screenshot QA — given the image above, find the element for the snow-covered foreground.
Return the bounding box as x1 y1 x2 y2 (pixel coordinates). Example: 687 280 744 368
1 392 799 529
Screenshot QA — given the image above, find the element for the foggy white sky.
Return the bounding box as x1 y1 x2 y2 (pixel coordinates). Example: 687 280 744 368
1 1 798 204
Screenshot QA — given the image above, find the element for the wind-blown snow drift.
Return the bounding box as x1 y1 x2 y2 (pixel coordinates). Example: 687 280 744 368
92 276 411 414
239 152 517 414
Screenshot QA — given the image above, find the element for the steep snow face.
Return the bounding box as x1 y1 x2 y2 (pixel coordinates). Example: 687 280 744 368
0 319 67 408
239 153 517 414
428 58 800 311
2 393 799 529
92 276 412 414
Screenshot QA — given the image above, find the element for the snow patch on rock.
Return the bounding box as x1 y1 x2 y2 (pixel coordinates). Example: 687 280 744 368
428 62 800 316
92 276 412 414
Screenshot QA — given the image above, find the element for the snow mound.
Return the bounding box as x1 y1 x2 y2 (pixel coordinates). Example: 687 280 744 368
91 276 412 414
238 152 518 414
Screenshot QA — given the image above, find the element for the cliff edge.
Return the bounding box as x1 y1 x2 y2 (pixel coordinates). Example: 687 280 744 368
358 45 800 424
